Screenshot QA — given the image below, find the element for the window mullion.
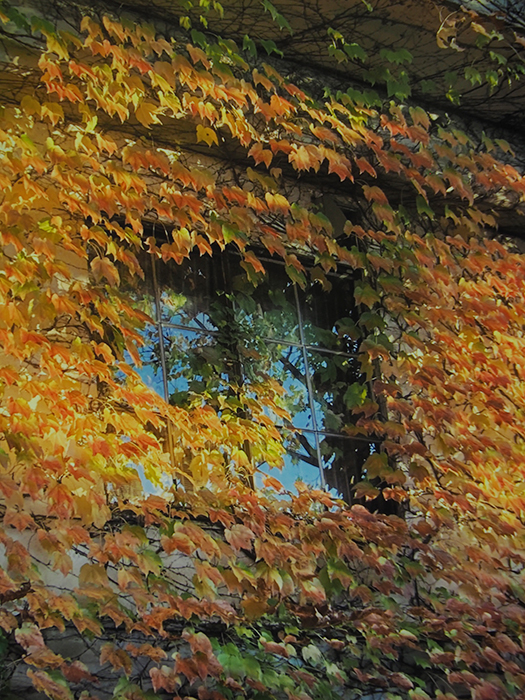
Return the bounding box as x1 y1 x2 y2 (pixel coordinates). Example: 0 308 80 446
293 284 326 491
151 253 170 404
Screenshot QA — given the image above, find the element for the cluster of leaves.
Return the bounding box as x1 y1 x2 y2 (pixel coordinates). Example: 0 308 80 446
0 1 524 699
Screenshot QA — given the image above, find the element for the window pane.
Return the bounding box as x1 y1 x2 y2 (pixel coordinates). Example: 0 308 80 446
134 324 166 398
230 259 301 344
156 255 228 330
127 244 379 505
243 341 314 431
161 326 239 407
320 435 376 502
306 349 366 433
298 273 358 352
258 431 322 492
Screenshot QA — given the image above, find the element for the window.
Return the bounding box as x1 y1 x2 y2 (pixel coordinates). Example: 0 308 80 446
134 244 378 502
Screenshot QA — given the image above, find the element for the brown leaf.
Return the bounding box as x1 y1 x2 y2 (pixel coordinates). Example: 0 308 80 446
15 623 45 652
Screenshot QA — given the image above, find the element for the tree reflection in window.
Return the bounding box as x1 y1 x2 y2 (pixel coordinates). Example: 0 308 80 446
136 247 378 503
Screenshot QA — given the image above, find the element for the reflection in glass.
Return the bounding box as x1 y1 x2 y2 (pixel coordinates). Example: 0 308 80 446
299 273 358 352
258 431 322 492
157 255 224 330
231 260 300 344
307 349 362 433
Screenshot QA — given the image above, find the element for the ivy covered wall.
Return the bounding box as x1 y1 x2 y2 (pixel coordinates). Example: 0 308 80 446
0 1 525 699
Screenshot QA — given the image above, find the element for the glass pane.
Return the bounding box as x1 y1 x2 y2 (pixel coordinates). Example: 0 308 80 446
298 273 358 352
320 435 376 503
138 332 165 397
156 254 230 330
230 258 301 344
307 349 365 433
258 431 322 492
155 253 301 342
160 326 239 408
243 341 313 431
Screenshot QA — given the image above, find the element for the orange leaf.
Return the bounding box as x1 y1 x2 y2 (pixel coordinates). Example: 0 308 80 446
91 256 120 286
248 142 273 167
224 524 255 551
100 643 133 675
135 101 163 127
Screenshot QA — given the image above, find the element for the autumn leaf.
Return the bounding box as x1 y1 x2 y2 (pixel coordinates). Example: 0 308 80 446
353 481 380 500
91 256 120 286
27 670 73 700
242 597 269 619
248 142 273 167
41 102 64 125
196 124 219 146
265 191 290 214
15 623 45 651
225 524 255 551
61 661 97 684
100 643 133 675
20 94 41 116
134 101 163 127
4 7 525 700
260 640 289 657
290 145 321 171
354 157 377 177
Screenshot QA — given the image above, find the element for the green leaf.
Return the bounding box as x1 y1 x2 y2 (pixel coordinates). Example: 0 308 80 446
344 42 368 61
190 29 207 47
113 676 134 698
336 317 361 340
328 45 347 63
419 79 435 93
260 38 283 57
360 311 385 331
485 70 500 89
363 452 388 479
343 383 367 409
243 34 257 57
285 265 306 288
302 643 323 665
354 284 380 308
31 16 55 35
243 656 262 680
380 47 413 65
377 275 404 295
345 86 380 107
261 0 293 33
386 71 411 99
489 50 507 65
416 195 434 219
464 66 482 86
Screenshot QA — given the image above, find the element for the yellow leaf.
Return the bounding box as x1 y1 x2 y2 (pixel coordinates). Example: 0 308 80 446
196 124 219 147
135 101 162 127
46 34 69 61
41 102 64 125
158 91 182 115
20 94 41 116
